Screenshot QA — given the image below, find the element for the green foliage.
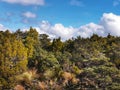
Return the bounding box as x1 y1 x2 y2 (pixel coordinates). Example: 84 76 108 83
39 34 51 50
0 31 28 89
51 37 63 52
0 29 120 89
24 27 39 58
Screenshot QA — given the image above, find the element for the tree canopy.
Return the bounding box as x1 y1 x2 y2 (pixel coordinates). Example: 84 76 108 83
0 28 120 89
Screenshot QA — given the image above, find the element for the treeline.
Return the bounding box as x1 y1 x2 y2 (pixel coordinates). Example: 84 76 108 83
0 27 120 90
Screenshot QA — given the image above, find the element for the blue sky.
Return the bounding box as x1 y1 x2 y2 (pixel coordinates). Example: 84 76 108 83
0 0 120 40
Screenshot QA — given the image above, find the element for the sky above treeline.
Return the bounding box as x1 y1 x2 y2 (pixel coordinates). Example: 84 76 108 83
0 0 120 40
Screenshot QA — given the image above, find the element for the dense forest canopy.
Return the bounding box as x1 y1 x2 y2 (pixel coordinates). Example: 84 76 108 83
0 28 120 90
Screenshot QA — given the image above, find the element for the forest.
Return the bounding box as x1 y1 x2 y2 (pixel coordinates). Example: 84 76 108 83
0 27 120 90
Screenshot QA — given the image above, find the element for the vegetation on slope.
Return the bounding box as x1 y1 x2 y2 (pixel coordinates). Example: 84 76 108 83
0 28 120 90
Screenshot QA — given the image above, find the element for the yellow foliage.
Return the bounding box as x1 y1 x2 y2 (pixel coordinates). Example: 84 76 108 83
16 69 38 84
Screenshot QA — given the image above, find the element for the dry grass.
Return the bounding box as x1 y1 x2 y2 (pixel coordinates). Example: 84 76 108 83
14 85 25 90
38 81 46 90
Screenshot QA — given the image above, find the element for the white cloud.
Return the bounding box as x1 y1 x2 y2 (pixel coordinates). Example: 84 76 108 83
0 24 8 31
1 0 45 6
100 13 120 36
22 11 36 18
70 0 84 7
77 23 105 38
77 13 120 38
1 13 118 41
35 21 76 40
33 13 120 41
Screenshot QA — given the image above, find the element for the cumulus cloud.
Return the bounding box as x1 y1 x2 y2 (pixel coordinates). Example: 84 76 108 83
22 11 36 18
100 13 120 36
77 23 105 38
77 13 120 38
34 21 76 40
70 0 84 7
33 13 120 41
1 0 45 6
